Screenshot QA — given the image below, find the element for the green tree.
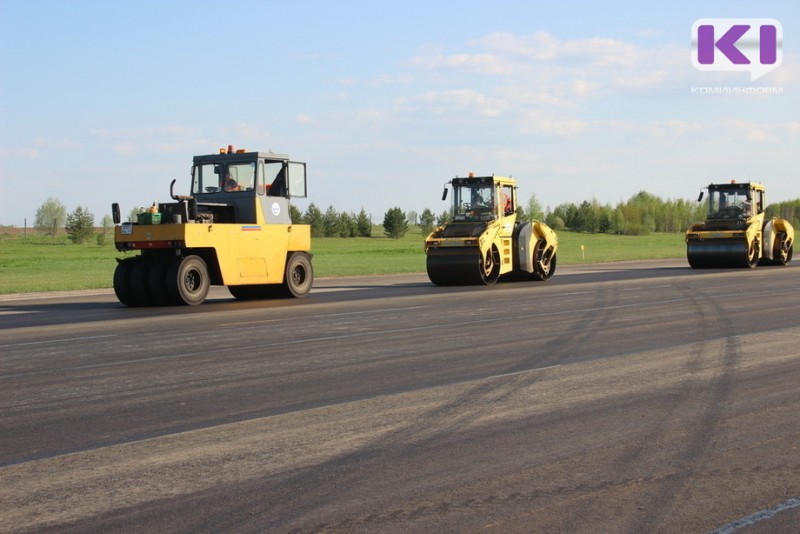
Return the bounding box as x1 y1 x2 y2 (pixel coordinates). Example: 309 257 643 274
436 209 451 226
34 197 67 237
612 206 625 235
304 203 324 237
545 213 565 231
127 207 143 223
97 214 114 246
65 206 95 244
289 205 303 223
338 212 356 237
355 208 372 237
576 201 596 233
766 199 800 229
526 194 545 221
322 205 341 237
419 208 436 235
383 207 408 239
101 214 114 234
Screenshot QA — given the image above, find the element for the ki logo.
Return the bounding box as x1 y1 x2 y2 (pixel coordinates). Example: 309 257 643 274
691 18 782 81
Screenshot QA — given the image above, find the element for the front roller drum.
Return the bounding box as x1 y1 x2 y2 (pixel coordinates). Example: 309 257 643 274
426 249 500 286
687 240 757 269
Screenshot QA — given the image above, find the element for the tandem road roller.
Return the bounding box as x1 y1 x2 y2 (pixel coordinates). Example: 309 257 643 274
111 145 313 306
424 174 558 285
685 181 794 268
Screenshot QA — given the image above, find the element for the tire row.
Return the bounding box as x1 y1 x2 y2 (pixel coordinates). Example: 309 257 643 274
113 255 210 306
114 252 313 306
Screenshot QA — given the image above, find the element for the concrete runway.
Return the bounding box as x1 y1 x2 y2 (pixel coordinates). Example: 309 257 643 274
1 259 799 533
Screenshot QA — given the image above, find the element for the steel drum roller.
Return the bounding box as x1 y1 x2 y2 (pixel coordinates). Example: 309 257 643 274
426 250 486 285
686 240 749 268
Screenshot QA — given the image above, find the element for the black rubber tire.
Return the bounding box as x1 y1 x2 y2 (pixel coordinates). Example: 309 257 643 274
166 255 210 306
479 247 501 285
147 261 170 306
771 232 792 265
532 243 557 281
113 259 135 306
284 252 313 297
129 259 154 306
745 239 759 269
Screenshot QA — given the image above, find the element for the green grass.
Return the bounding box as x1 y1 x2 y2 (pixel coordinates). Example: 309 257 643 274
556 231 685 264
0 227 686 294
312 232 427 276
0 234 127 293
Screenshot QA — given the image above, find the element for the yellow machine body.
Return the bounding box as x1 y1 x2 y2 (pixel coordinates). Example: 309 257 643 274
424 175 558 285
685 181 794 269
111 147 313 305
114 205 310 286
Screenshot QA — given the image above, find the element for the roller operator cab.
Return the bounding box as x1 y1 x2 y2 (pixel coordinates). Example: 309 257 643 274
111 145 313 306
424 174 558 285
685 181 794 269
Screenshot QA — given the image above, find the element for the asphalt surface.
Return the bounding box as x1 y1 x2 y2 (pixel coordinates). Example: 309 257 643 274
1 259 799 533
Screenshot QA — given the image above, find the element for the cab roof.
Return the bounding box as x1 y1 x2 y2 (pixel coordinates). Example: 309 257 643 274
192 151 291 165
708 181 764 191
451 175 515 186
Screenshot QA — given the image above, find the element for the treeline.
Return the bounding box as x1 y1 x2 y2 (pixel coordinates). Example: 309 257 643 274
25 193 800 244
541 191 706 235
521 192 800 235
293 193 800 239
290 205 374 238
33 197 113 245
291 204 445 239
765 200 800 230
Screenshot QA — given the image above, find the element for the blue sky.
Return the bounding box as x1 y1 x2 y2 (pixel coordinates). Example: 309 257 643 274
1 0 798 226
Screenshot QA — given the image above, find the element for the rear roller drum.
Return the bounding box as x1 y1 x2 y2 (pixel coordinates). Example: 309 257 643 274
771 232 793 266
532 244 557 281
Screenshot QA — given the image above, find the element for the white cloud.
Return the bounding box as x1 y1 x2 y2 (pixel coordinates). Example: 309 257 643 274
563 37 639 67
475 31 560 61
408 48 513 75
404 30 688 109
396 89 508 117
521 112 588 137
0 146 39 158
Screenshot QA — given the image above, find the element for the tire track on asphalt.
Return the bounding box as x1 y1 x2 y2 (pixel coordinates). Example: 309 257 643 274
619 282 743 533
136 286 625 533
266 287 625 532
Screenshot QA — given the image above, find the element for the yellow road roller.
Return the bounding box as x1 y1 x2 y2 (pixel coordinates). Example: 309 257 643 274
424 174 558 285
686 181 794 268
111 145 312 306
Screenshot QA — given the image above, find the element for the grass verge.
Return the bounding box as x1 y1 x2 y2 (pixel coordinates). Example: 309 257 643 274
0 227 685 294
